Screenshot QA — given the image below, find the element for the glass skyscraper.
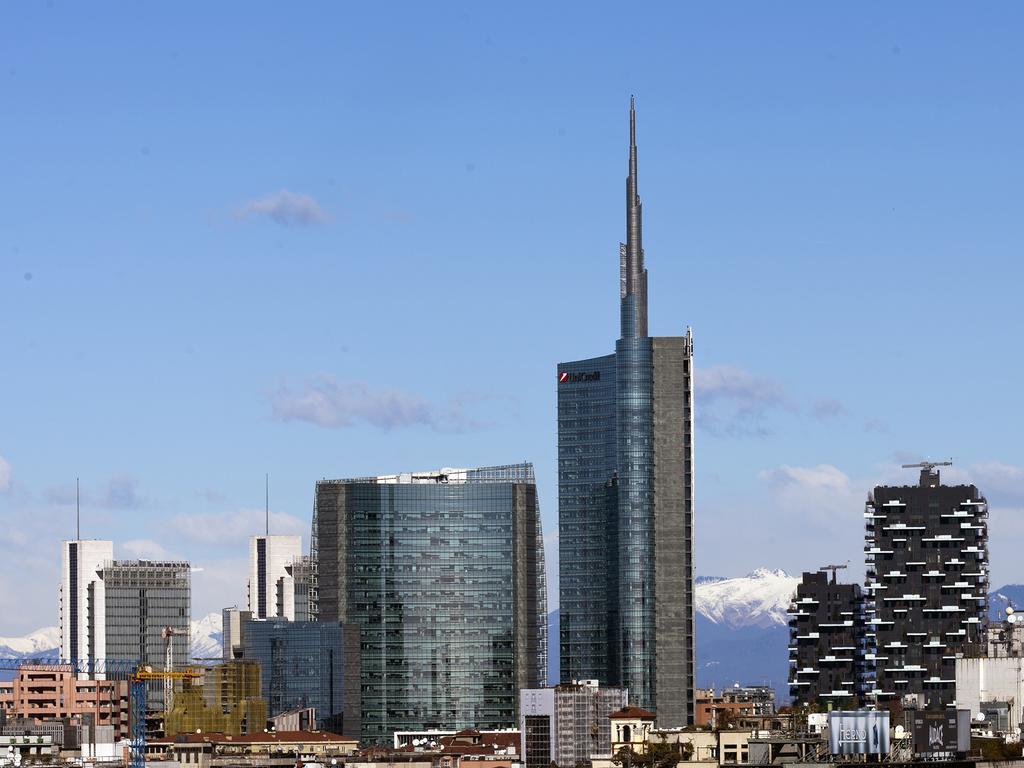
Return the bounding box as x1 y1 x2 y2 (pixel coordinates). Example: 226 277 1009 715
236 618 361 735
557 98 695 727
314 463 547 743
102 559 191 710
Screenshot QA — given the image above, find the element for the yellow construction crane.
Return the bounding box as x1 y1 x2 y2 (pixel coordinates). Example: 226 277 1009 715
129 665 201 768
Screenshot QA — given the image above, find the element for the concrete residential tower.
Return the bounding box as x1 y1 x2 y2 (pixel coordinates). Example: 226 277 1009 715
247 535 303 620
863 462 989 709
557 99 696 726
59 540 113 676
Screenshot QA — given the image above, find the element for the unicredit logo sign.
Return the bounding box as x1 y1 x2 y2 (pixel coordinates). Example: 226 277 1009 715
559 371 601 383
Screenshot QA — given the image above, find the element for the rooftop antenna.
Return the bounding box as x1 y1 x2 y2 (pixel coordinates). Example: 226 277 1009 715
265 473 269 536
76 477 80 540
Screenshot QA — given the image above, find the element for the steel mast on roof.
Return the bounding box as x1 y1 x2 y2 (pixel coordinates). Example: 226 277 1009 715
621 95 648 339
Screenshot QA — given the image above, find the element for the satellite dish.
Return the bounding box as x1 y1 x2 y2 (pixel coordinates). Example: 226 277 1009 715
1007 606 1015 616
1009 615 1018 624
895 726 905 738
975 713 987 722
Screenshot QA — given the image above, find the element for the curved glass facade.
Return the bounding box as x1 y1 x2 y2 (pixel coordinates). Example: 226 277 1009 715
614 336 655 704
316 464 547 743
557 99 695 726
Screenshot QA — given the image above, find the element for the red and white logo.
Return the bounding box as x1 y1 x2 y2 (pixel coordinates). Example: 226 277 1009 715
558 371 569 383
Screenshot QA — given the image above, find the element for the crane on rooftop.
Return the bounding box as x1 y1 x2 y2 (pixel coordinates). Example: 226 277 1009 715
901 459 953 487
819 563 848 584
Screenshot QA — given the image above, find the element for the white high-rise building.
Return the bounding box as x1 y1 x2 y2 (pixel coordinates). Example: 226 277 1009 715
247 535 302 620
59 540 113 676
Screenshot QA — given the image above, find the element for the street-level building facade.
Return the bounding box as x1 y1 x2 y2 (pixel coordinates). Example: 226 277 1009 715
0 666 130 740
519 680 628 768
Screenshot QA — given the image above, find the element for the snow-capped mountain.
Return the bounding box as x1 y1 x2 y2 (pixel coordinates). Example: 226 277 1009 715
695 568 800 629
0 617 222 663
190 612 223 660
0 627 60 658
549 569 801 694
693 568 798 699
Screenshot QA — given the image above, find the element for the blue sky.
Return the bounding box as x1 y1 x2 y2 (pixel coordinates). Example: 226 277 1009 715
1 2 1022 634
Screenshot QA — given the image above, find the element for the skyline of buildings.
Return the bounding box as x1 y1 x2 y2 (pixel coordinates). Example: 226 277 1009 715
25 100 1014 756
59 541 191 704
557 97 696 726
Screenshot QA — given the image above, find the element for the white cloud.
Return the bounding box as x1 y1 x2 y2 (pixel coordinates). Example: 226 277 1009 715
695 365 794 437
759 463 852 493
965 461 1024 506
169 508 305 546
270 375 487 432
235 190 329 227
0 455 10 493
758 462 867 530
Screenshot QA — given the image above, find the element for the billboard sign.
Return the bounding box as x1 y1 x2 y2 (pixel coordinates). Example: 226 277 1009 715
912 710 970 754
828 711 890 755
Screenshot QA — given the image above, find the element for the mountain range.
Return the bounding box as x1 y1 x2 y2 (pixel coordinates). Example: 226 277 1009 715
5 572 1021 704
545 568 800 696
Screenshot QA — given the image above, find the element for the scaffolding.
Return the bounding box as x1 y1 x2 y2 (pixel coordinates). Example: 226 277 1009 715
163 661 267 738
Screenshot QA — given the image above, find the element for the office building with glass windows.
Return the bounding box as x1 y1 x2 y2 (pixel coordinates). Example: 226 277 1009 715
315 463 548 743
557 98 695 727
102 559 191 710
236 618 361 735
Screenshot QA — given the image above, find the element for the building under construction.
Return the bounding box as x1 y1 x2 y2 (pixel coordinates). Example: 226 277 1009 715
163 661 267 737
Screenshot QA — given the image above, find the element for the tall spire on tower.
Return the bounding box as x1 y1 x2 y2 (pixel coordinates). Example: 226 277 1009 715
621 95 648 338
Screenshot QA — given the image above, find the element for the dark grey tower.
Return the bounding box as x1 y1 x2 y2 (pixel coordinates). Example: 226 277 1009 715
863 463 989 709
558 98 695 727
